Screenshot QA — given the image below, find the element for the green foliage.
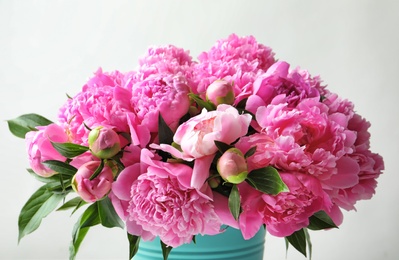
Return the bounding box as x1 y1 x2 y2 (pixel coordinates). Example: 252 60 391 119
228 184 241 220
214 140 234 154
18 184 65 242
161 240 173 260
42 160 77 177
246 166 289 195
51 142 89 158
188 93 216 111
158 113 175 145
7 113 52 138
127 234 141 259
307 210 338 230
285 228 307 257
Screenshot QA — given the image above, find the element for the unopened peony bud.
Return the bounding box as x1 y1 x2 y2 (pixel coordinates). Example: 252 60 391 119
206 80 235 106
72 161 114 202
88 126 121 159
217 148 248 184
208 175 222 188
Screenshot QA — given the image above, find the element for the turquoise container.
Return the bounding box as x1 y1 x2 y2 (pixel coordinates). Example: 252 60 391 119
134 227 265 260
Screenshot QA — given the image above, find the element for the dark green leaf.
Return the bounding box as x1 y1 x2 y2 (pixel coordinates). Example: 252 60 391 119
42 160 77 177
235 97 248 109
285 228 307 257
161 240 173 260
307 210 338 230
127 234 140 259
57 197 85 211
69 203 100 260
51 142 89 158
158 113 174 145
228 185 241 220
7 113 52 138
188 93 216 111
18 183 64 242
246 166 289 195
89 160 104 180
97 197 124 228
244 146 257 158
27 168 60 183
214 140 234 154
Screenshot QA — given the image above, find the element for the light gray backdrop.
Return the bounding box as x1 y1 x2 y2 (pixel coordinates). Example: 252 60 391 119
0 1 397 259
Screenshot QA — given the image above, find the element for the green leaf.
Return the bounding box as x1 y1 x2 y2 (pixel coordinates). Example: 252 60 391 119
244 146 257 158
161 240 173 260
18 184 65 242
158 113 174 145
214 140 234 154
228 185 241 220
97 197 124 228
235 97 248 109
307 210 338 230
42 160 77 177
285 228 307 257
7 113 53 138
188 93 216 111
127 234 141 259
246 166 289 195
27 168 61 183
89 160 104 180
69 203 100 260
51 142 89 158
57 197 85 211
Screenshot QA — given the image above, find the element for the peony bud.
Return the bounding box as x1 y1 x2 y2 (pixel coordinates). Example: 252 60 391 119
217 148 248 184
71 161 114 202
206 80 235 106
88 126 121 159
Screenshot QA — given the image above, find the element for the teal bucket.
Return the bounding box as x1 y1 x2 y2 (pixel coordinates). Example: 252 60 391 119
133 227 265 260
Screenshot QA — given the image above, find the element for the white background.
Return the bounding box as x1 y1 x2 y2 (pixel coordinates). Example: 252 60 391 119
1 1 398 259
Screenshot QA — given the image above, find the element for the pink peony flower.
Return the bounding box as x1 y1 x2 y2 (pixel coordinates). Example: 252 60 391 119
25 123 68 177
72 161 114 203
239 173 332 238
110 149 221 247
130 73 191 133
192 34 275 102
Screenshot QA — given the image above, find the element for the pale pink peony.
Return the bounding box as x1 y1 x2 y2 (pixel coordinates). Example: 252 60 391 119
25 123 69 177
110 149 221 247
72 161 114 203
238 173 332 238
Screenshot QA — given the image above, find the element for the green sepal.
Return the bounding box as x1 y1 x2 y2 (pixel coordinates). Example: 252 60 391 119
307 210 338 230
127 234 141 259
244 146 257 158
246 166 289 195
97 196 124 228
89 160 104 180
188 93 216 111
228 184 241 220
42 160 77 177
285 228 307 257
18 183 65 242
161 240 173 260
7 113 52 138
51 142 89 158
214 140 234 154
69 203 100 260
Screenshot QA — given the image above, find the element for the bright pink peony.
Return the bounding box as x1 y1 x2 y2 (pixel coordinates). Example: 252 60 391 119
72 161 114 203
192 34 275 102
110 149 221 247
130 73 191 133
239 173 331 238
25 123 69 177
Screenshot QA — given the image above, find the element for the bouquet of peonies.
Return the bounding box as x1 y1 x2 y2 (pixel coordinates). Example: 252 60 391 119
8 34 384 259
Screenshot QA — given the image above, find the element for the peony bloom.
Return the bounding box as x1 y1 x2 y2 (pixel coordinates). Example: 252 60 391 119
72 161 114 203
239 173 332 238
192 34 275 102
130 73 191 133
25 123 69 177
110 149 221 247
